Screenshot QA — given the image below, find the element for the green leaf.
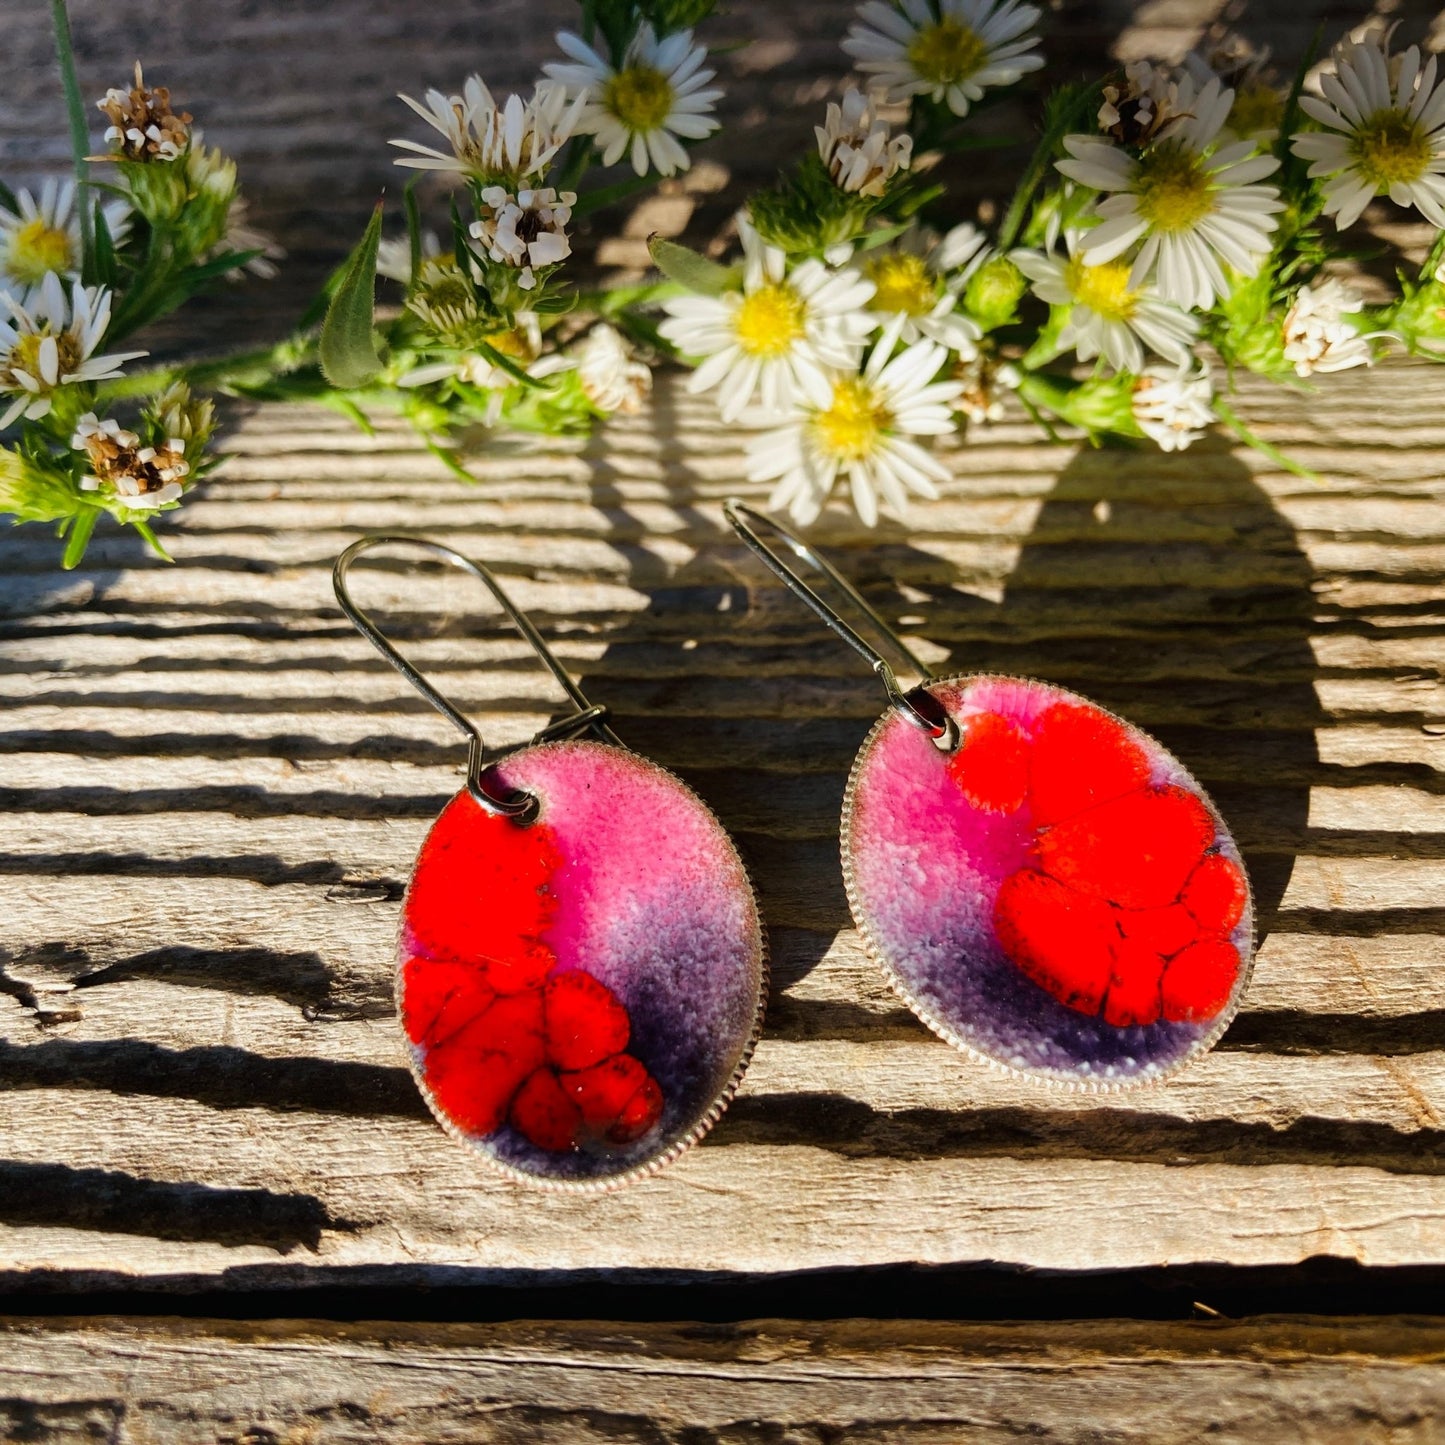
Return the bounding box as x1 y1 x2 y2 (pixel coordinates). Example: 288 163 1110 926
647 236 734 296
89 198 118 289
319 202 385 389
60 507 99 570
403 175 423 294
474 338 543 389
0 178 17 214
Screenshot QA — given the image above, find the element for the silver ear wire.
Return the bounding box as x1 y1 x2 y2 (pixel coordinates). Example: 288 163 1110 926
333 534 621 818
723 500 958 751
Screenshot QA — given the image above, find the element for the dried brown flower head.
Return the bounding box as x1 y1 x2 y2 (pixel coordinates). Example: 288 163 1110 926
73 414 189 510
97 63 192 163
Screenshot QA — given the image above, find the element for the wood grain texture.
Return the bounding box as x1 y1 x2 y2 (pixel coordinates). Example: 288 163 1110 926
0 1314 1443 1443
1 354 1444 1290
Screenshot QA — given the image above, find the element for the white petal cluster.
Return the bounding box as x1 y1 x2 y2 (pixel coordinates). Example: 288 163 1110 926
1130 364 1214 452
0 275 146 428
816 87 913 196
575 324 652 416
545 24 721 177
1057 72 1283 309
1291 33 1445 228
955 352 1020 424
843 0 1045 118
1281 279 1373 376
471 187 575 290
392 78 583 181
746 323 963 527
658 214 875 422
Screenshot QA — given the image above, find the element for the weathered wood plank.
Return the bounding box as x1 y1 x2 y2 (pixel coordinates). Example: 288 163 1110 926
0 1315 1442 1444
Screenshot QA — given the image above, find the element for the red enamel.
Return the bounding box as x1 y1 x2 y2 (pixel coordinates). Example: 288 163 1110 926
401 790 666 1154
965 698 1245 1028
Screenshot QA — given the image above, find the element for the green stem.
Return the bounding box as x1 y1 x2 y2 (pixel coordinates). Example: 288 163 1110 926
995 81 1101 253
49 0 94 269
1213 397 1318 481
1420 228 1445 286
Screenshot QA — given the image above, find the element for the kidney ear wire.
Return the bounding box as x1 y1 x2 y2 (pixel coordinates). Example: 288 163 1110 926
333 533 619 819
723 499 958 751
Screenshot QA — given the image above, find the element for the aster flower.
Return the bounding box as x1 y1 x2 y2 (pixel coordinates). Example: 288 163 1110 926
0 179 130 304
1013 231 1198 372
378 230 443 285
545 24 722 178
1131 363 1214 452
816 87 914 196
1291 33 1445 229
575 324 652 415
1185 39 1284 142
861 223 987 357
405 257 487 342
745 323 963 527
97 63 192 162
391 78 583 183
1281 279 1374 376
842 0 1045 119
658 214 876 422
471 186 575 291
73 413 188 510
0 275 146 429
1057 73 1284 309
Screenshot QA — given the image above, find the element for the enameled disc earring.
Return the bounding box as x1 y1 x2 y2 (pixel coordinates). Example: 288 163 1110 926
726 503 1253 1090
335 536 767 1188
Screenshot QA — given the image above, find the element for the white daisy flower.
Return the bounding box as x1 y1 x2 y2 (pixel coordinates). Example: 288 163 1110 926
545 24 722 178
1012 230 1198 372
1057 73 1284 309
1281 278 1373 376
659 215 876 423
1131 363 1214 452
391 78 583 182
1290 33 1445 229
0 179 130 304
575 323 652 415
0 274 146 429
746 324 963 528
816 87 914 196
1184 41 1284 143
842 0 1045 119
861 222 987 357
471 186 575 291
73 412 189 510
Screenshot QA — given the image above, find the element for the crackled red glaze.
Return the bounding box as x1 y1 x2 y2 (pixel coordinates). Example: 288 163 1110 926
397 740 766 1183
400 797 663 1152
843 675 1253 1085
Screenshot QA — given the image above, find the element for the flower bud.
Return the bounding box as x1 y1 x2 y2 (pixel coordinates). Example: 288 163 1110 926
963 256 1026 330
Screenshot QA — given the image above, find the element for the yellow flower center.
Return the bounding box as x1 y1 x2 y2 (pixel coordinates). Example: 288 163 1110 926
865 252 938 316
1349 108 1433 187
906 17 989 87
1133 143 1215 232
812 376 891 461
2 331 80 391
1065 255 1139 322
1229 82 1283 137
483 326 533 360
605 65 675 131
6 218 74 286
733 282 807 358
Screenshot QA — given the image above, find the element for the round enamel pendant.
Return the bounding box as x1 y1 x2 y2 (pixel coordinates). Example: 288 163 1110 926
399 740 767 1188
841 675 1254 1088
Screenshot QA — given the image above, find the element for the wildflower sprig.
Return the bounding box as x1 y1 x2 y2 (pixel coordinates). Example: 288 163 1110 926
1 4 277 567
11 1 1445 560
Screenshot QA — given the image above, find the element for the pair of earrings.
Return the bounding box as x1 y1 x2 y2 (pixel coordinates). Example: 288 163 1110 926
333 507 1254 1192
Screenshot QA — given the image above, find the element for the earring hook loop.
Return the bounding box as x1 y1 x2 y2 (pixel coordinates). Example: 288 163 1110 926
333 534 620 818
723 500 957 749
